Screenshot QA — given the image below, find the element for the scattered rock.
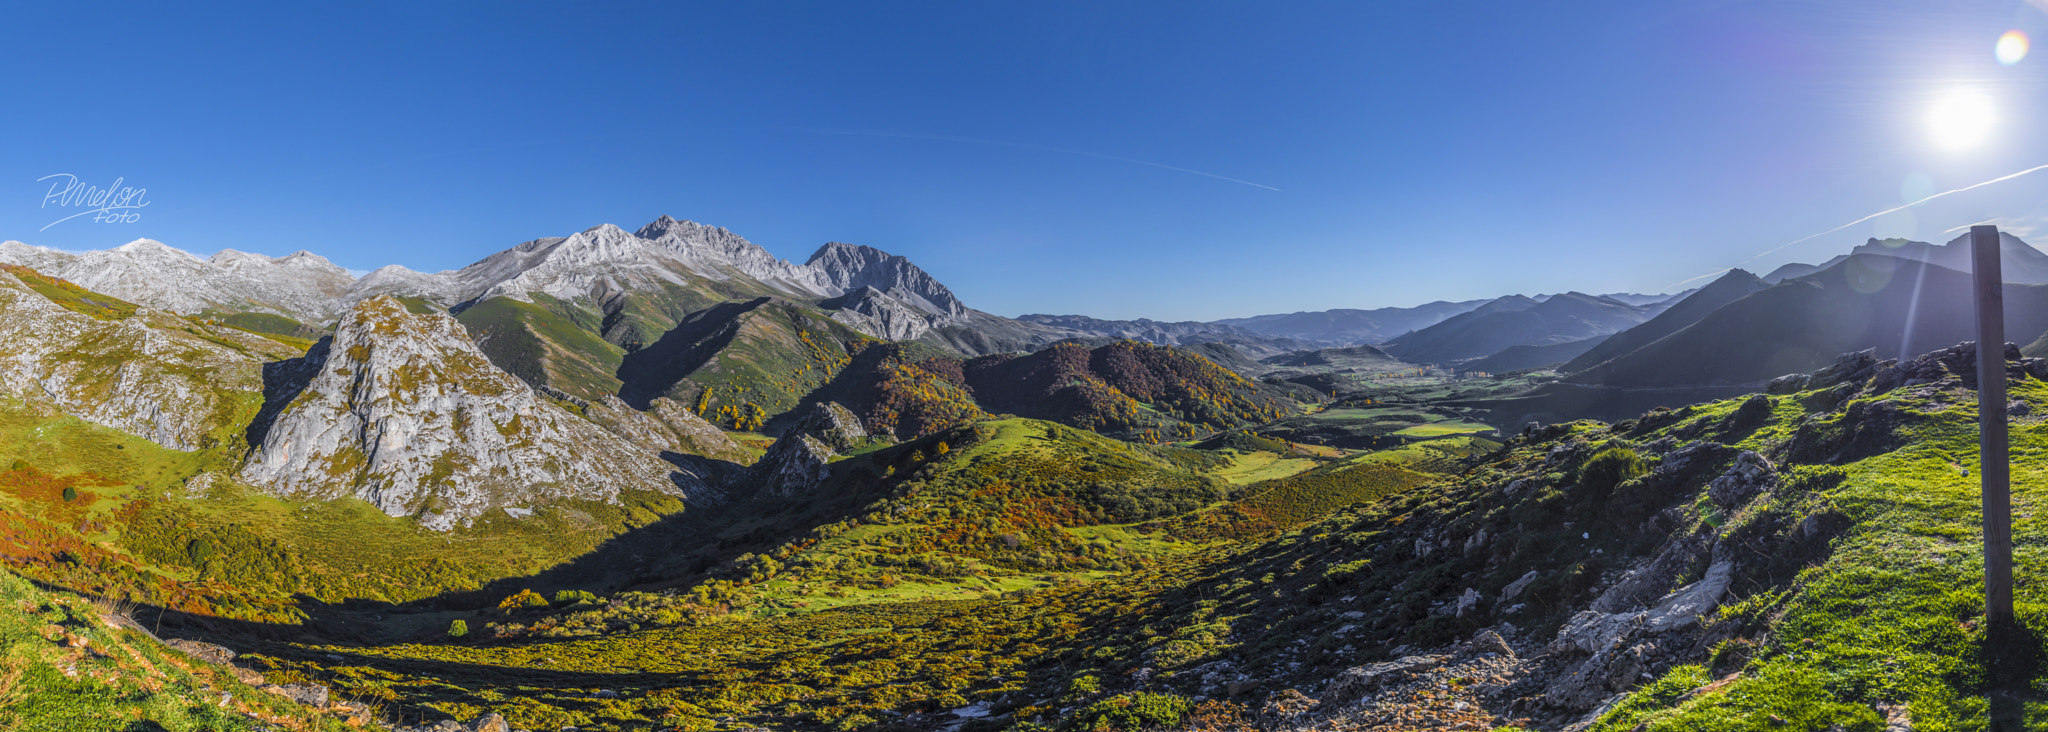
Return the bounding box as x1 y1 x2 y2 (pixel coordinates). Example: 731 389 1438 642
1454 588 1482 617
1323 655 1447 706
165 638 236 666
261 682 330 708
1643 559 1734 633
1260 688 1320 719
1462 530 1488 555
1499 571 1538 603
1457 630 1516 660
469 712 512 732
1707 451 1776 508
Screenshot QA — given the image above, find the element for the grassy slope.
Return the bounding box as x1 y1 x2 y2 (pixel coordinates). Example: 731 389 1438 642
1592 376 2048 730
617 298 875 429
0 394 691 622
965 341 1307 444
0 568 355 732
456 294 628 400
198 311 324 351
1 263 139 320
243 419 1490 730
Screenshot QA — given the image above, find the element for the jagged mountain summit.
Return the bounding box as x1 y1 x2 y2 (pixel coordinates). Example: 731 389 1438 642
239 295 698 530
0 217 1078 352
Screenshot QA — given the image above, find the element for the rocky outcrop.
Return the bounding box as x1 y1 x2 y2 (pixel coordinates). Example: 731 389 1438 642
585 395 750 464
1706 451 1776 508
755 434 837 498
239 296 696 530
822 286 935 341
750 401 870 497
0 270 297 450
1541 557 1736 710
787 401 870 450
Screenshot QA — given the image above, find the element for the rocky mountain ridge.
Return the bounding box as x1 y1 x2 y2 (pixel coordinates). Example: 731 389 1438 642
2 218 1037 349
238 295 700 530
0 267 299 450
0 239 357 321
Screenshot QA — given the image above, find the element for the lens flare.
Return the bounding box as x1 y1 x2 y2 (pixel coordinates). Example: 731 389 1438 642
1997 30 2030 66
1926 89 1995 151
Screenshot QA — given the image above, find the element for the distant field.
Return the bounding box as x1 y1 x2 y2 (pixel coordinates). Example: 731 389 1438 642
1208 450 1320 485
1297 406 1432 422
1392 421 1496 438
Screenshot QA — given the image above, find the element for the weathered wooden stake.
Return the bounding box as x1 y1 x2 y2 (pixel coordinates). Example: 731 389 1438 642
1972 224 2016 664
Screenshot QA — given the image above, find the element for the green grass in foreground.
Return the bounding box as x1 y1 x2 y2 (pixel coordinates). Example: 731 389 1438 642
0 568 353 732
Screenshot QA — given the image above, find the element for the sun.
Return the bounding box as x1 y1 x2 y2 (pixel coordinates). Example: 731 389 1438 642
1926 88 1995 151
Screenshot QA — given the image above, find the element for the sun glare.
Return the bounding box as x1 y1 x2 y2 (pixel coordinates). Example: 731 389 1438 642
1926 89 1994 151
1997 29 2030 66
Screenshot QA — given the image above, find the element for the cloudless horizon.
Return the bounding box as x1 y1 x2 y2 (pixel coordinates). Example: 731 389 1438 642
5 1 2048 321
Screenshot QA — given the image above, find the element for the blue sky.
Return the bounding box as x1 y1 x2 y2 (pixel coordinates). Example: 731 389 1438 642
4 1 2047 320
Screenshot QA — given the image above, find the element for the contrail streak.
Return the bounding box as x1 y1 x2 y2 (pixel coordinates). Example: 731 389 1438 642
804 128 1282 191
1738 162 2048 265
1662 161 2048 290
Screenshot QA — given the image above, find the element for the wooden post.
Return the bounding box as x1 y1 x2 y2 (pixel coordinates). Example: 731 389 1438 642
1972 224 2016 672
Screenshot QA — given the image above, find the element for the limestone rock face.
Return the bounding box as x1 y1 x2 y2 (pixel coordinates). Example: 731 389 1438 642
755 434 837 498
238 296 695 530
823 286 935 341
3 214 1089 353
586 395 750 464
786 401 870 451
750 401 870 497
0 271 292 450
637 215 837 297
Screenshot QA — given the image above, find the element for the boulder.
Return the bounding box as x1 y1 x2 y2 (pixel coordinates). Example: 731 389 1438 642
1642 559 1734 633
1457 630 1516 660
164 638 234 666
1499 571 1538 603
262 682 330 708
1454 588 1482 617
1322 655 1446 706
1550 610 1645 656
1707 451 1776 508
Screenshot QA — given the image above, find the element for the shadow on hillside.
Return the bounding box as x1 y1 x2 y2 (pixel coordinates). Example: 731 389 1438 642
1450 381 1754 430
615 298 768 408
243 338 327 448
82 441 911 653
